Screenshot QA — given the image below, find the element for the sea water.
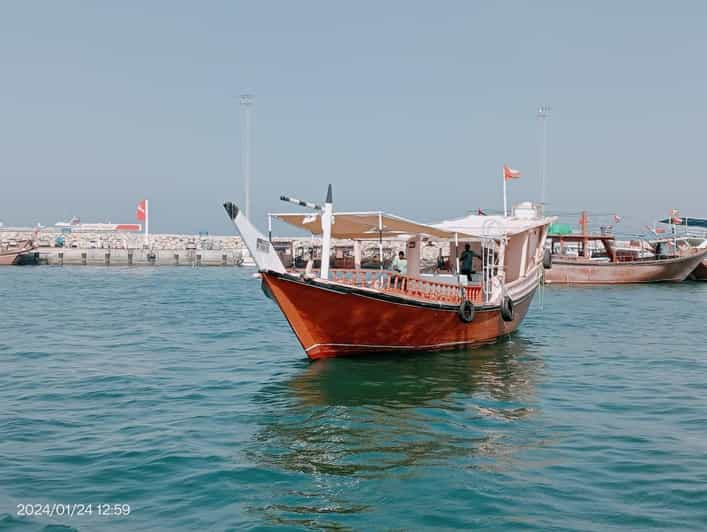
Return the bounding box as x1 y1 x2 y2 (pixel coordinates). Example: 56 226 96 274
0 267 705 531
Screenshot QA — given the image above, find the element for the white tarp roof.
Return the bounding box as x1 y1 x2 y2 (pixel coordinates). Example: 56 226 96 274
433 214 556 237
272 211 556 240
271 211 457 239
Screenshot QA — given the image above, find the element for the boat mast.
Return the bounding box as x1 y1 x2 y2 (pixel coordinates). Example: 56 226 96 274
580 211 589 258
502 166 508 217
378 212 383 271
537 105 551 207
240 94 253 220
320 185 333 280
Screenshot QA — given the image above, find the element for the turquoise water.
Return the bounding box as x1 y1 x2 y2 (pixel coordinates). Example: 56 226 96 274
0 267 706 531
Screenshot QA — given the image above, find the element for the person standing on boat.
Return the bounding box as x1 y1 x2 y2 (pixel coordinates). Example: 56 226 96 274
460 244 480 281
392 250 408 275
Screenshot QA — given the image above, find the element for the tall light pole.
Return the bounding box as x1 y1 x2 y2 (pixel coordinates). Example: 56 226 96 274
537 105 551 207
240 94 254 220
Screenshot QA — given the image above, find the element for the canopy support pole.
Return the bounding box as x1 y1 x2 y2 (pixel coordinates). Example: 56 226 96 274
454 232 466 299
320 184 333 280
378 212 383 271
455 232 460 277
503 170 508 217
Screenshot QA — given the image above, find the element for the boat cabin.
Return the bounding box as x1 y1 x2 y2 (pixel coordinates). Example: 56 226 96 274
549 234 617 261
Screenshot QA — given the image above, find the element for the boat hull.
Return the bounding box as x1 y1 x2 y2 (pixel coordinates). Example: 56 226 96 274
262 272 535 359
0 241 34 265
0 253 20 265
689 259 707 281
545 250 707 285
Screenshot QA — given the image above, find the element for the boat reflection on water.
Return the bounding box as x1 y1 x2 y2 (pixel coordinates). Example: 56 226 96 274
245 338 545 527
287 339 540 409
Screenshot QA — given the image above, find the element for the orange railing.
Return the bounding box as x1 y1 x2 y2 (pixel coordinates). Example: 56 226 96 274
327 269 484 305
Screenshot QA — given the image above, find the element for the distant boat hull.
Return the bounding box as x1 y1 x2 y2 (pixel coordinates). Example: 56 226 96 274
262 271 535 360
0 240 35 265
545 250 707 285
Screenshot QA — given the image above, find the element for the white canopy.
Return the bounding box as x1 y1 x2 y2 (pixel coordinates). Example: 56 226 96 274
271 211 456 239
434 214 556 238
272 210 556 240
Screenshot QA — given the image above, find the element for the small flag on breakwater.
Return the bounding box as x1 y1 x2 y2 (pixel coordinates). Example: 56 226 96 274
137 200 147 221
137 200 149 245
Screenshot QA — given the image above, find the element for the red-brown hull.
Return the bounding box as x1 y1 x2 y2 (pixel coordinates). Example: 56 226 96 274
263 272 535 359
689 259 707 281
545 250 707 285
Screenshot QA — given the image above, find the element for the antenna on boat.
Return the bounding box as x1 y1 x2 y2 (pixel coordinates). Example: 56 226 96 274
537 105 551 207
240 94 254 220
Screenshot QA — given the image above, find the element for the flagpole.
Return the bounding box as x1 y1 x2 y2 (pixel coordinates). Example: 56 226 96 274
145 199 149 248
502 168 507 217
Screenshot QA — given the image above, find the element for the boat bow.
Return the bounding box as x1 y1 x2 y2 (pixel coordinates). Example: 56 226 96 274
223 201 285 273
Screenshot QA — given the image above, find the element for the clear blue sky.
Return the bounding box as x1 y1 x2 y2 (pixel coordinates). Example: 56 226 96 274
1 1 705 234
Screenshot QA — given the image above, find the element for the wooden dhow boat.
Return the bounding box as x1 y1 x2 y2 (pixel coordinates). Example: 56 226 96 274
224 186 555 359
655 216 707 281
544 213 707 285
0 239 36 265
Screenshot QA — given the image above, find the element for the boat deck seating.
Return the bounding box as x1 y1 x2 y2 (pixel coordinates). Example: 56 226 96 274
327 268 484 305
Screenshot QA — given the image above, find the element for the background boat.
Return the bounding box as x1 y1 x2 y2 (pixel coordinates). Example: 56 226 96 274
0 239 35 265
655 216 707 281
545 212 707 284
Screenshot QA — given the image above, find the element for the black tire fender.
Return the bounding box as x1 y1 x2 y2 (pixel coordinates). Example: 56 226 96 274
458 299 475 323
501 296 514 322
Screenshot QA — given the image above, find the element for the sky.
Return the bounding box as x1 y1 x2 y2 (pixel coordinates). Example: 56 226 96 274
1 1 706 235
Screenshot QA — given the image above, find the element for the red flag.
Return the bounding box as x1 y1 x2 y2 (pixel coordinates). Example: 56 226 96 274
613 214 622 223
655 227 666 234
503 165 521 180
136 200 147 221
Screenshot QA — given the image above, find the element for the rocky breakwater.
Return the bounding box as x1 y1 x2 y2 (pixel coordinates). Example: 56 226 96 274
0 229 250 266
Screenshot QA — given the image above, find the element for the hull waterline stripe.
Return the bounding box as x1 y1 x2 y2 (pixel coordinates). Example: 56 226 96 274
305 338 499 352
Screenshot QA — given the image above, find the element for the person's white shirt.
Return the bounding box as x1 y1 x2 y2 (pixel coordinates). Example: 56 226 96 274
392 255 408 275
